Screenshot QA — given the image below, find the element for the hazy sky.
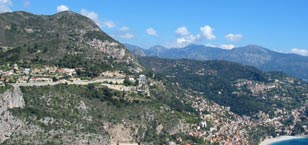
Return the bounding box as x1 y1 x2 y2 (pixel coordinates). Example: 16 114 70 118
2 0 308 55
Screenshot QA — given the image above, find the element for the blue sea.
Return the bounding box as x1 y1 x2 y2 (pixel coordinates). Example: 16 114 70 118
270 138 308 145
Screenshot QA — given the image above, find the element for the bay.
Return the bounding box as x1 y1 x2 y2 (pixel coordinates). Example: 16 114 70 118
270 138 308 145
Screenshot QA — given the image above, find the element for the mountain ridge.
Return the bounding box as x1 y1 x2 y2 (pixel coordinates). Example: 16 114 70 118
0 11 138 76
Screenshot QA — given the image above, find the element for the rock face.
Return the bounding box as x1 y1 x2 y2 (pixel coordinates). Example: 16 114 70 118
87 39 126 60
0 86 25 143
106 123 136 145
6 86 24 109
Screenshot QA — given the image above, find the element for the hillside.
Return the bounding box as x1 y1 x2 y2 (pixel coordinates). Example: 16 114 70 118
138 57 308 143
0 11 138 76
1 56 307 145
0 11 203 145
139 57 308 116
1 83 205 145
125 44 308 81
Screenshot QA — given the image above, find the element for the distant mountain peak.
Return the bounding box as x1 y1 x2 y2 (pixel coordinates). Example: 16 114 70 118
150 45 166 49
53 11 85 18
245 45 263 48
55 10 76 15
240 45 267 50
185 44 204 48
234 45 271 53
10 11 33 15
149 45 167 51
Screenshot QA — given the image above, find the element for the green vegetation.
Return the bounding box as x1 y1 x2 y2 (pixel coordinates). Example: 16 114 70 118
139 57 308 116
0 85 11 94
84 31 115 42
7 83 200 144
150 81 196 114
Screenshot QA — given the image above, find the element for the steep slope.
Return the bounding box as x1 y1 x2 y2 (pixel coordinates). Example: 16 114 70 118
139 57 308 144
0 11 137 75
139 57 308 116
0 11 205 145
126 43 308 80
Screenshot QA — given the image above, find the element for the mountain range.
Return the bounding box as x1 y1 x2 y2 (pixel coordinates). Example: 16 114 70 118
125 43 308 81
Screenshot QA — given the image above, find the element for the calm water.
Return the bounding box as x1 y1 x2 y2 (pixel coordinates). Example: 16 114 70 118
270 138 308 145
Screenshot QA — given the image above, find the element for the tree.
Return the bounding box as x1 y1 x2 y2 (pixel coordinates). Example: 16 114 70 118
123 77 131 86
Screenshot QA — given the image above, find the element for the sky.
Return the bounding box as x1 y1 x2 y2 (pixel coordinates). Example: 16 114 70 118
1 0 308 55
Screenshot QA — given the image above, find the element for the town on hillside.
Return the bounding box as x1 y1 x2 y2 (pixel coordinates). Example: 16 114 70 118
0 63 150 96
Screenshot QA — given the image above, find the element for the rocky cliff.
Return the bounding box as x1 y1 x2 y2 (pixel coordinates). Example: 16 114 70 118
0 86 25 143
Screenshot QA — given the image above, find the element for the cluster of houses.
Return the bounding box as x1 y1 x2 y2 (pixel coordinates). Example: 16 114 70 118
0 64 78 84
100 74 150 96
1 64 150 97
188 96 251 144
186 88 308 145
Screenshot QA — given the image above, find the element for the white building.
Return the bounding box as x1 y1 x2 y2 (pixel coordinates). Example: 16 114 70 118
200 121 207 128
137 74 150 96
23 68 31 75
138 75 146 86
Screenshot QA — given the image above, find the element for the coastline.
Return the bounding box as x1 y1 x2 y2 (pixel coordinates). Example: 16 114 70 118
259 136 307 145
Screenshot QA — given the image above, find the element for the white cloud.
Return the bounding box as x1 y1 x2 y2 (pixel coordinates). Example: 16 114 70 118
119 26 129 31
176 26 190 36
119 33 134 39
146 28 157 36
291 48 308 56
80 9 100 27
176 38 186 44
225 33 243 42
116 26 134 39
102 21 115 28
176 34 201 45
219 44 235 50
171 25 216 47
200 25 216 40
80 9 115 29
174 27 201 47
56 5 69 12
0 0 12 13
165 35 200 48
81 9 98 22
